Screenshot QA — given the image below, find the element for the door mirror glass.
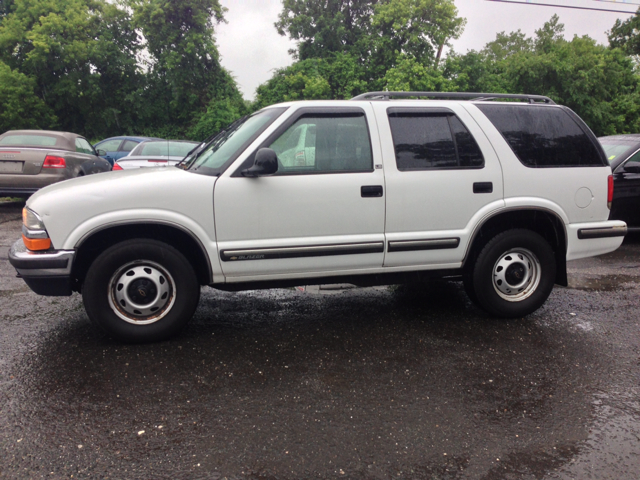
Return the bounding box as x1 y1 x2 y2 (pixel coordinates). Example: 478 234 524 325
96 149 107 157
242 148 278 177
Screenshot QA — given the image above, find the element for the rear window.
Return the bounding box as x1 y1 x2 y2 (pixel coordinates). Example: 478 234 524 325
0 134 59 146
598 137 640 164
387 109 484 170
477 104 606 168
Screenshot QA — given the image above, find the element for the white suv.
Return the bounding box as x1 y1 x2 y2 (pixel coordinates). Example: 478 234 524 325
9 92 627 342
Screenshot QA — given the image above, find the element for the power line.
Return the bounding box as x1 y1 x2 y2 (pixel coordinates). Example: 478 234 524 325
486 0 637 14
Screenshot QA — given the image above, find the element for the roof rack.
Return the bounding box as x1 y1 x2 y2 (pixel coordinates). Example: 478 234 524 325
350 91 555 104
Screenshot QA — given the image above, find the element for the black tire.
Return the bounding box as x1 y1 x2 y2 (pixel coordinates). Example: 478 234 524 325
82 239 200 343
468 229 556 318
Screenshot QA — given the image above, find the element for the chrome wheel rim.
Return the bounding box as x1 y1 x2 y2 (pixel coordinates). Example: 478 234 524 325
108 261 176 325
492 248 541 302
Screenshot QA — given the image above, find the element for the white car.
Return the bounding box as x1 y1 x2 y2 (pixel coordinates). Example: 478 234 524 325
9 92 627 342
112 140 200 170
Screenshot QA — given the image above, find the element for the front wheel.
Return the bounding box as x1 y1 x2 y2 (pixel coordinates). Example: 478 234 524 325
467 229 556 318
82 239 200 342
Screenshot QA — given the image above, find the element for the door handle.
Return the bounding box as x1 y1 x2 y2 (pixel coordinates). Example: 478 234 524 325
361 185 383 197
473 182 493 194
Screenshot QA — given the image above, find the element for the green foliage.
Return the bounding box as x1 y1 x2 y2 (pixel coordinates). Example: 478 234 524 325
444 16 640 136
275 0 377 60
609 10 640 56
0 0 141 138
254 53 369 108
383 54 455 91
131 0 228 131
0 60 56 131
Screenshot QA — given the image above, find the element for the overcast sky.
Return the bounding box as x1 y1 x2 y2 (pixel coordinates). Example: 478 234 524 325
216 0 637 100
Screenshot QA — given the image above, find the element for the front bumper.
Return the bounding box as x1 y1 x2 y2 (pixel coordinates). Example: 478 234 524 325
8 239 75 296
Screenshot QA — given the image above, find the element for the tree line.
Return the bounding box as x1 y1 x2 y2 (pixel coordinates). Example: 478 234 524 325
1 0 640 141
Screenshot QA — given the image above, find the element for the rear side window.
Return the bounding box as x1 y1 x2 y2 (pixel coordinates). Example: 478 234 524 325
121 140 138 152
387 109 484 171
75 138 94 154
477 104 605 167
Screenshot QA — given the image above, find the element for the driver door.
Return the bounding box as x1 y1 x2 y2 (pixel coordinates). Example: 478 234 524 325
213 105 386 281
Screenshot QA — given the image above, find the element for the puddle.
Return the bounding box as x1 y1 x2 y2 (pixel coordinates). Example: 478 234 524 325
567 274 639 291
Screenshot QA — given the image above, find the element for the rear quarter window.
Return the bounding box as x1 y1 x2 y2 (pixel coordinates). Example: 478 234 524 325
476 104 606 168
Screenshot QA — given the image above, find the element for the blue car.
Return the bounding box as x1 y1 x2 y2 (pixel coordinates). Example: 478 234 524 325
93 136 161 165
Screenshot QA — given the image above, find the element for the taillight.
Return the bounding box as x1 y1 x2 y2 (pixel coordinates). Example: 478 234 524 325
43 155 66 168
112 163 123 171
607 174 614 209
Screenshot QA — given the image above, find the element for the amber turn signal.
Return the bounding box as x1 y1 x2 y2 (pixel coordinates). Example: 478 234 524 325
22 234 51 251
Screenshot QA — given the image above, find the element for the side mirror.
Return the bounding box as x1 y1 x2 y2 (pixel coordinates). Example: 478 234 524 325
623 162 640 174
96 149 107 156
242 148 278 177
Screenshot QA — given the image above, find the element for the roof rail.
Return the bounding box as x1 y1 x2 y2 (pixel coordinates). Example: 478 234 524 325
350 91 555 104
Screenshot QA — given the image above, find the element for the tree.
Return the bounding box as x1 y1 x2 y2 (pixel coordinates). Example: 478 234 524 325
275 0 378 60
0 60 56 131
0 0 142 138
608 10 640 56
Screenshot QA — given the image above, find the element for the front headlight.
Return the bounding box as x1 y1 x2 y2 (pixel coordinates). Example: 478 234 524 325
22 207 51 251
22 207 46 231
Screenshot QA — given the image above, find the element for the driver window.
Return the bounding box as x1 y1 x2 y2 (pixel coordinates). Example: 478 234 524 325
268 114 373 174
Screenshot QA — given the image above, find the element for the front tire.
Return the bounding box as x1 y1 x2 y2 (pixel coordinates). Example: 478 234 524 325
468 229 556 318
82 239 200 342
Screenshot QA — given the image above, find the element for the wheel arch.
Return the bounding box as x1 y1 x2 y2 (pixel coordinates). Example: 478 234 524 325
463 208 568 286
71 221 213 292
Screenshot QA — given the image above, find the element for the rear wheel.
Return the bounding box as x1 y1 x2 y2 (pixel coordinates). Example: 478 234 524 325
82 239 200 342
467 229 556 318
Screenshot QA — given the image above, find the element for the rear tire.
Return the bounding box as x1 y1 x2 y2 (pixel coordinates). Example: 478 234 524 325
82 239 200 343
467 229 556 318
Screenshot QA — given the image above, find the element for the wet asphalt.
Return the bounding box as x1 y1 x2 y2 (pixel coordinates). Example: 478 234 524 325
1 199 639 480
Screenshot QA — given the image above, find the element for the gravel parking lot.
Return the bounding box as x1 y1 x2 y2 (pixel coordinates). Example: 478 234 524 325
1 199 639 479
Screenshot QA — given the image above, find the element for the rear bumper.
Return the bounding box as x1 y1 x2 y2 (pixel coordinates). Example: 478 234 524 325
8 238 75 296
0 171 70 197
567 220 627 261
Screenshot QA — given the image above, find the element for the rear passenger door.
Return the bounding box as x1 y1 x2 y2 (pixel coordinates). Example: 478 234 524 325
373 104 504 268
213 106 386 280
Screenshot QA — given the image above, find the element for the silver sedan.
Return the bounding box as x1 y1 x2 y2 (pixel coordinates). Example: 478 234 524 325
113 140 200 170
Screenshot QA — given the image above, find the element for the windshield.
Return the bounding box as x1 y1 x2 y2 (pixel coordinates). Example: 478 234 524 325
599 138 640 164
185 107 287 175
132 141 199 157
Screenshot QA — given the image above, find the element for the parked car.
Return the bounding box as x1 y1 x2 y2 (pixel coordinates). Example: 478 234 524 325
93 136 161 166
112 140 200 170
599 134 640 230
9 92 626 343
0 130 111 198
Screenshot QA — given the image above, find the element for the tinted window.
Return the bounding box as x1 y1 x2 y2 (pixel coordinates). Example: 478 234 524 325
269 114 372 174
388 110 484 170
477 104 605 167
0 134 58 146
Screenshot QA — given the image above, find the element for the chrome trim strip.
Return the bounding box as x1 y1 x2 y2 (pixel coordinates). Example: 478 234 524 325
577 225 627 240
221 242 384 261
387 238 460 252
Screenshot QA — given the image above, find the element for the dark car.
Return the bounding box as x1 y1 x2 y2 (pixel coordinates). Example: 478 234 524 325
93 136 161 165
599 134 640 230
0 130 111 197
